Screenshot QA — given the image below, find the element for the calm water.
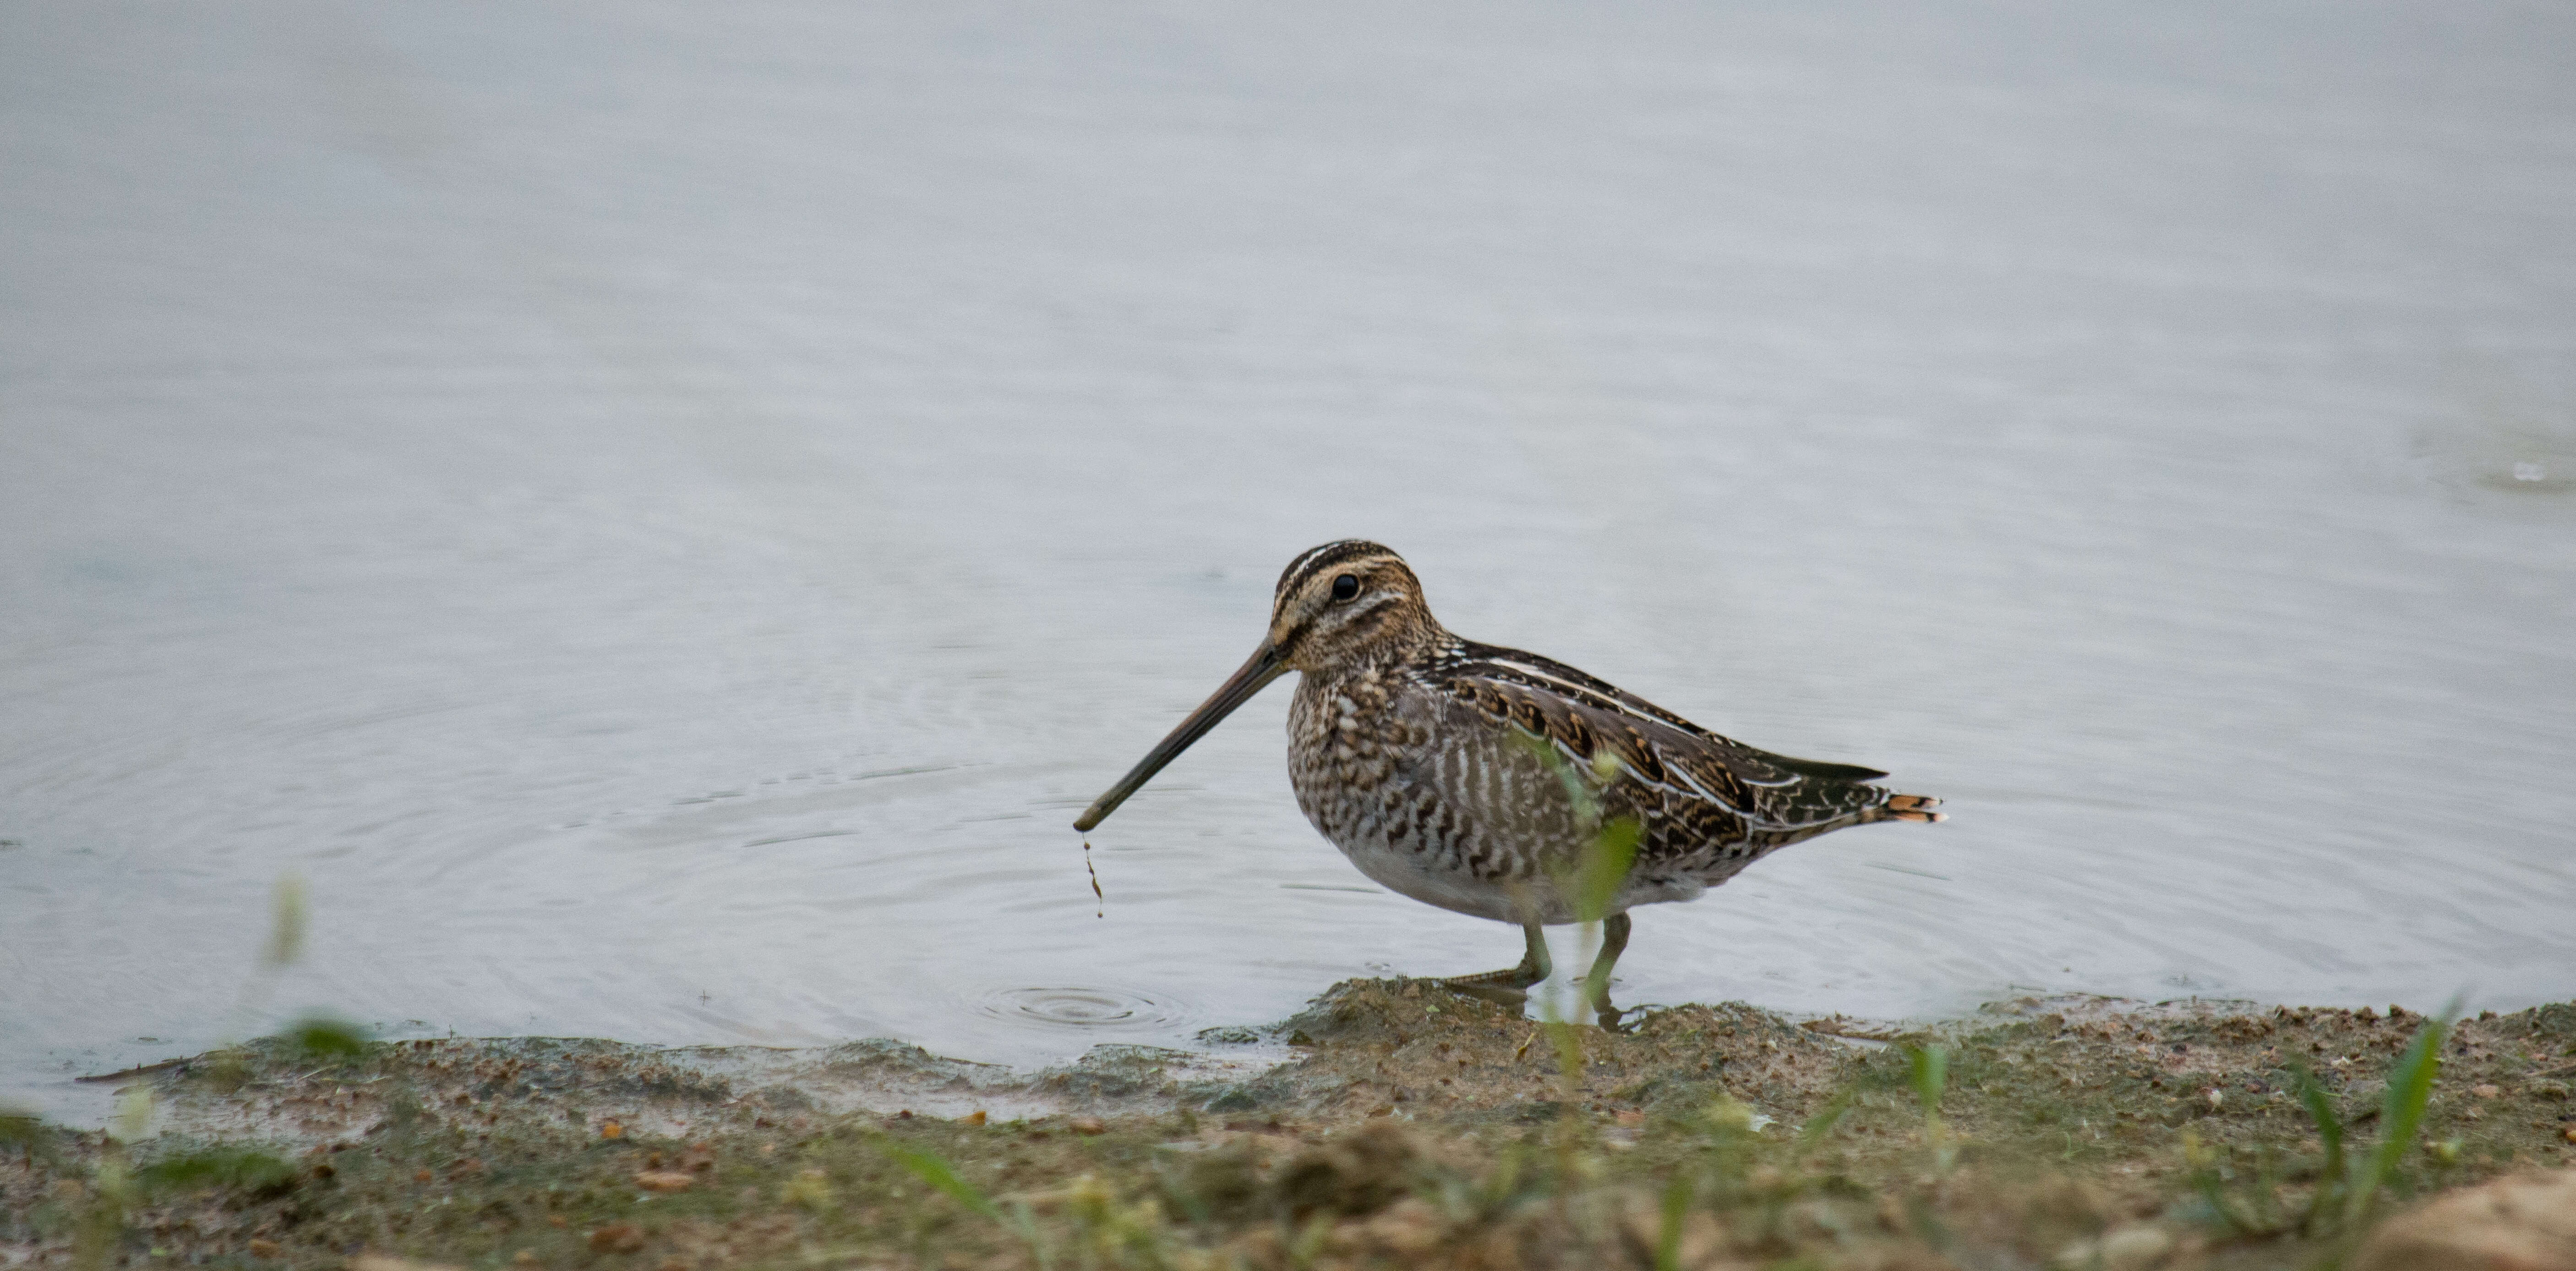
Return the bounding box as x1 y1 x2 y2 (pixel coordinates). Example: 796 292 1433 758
5 0 2573 1121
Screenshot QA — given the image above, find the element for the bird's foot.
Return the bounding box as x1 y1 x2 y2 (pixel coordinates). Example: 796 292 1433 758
1440 946 1550 1007
1437 923 1552 1004
1443 964 1547 988
1439 965 1545 1008
1440 982 1528 1009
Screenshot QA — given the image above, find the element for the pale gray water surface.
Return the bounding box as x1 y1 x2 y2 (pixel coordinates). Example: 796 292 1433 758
5 1 2573 1120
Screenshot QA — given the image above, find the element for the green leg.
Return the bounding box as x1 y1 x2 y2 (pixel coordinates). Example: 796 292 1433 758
1584 912 1632 1029
1441 924 1552 1004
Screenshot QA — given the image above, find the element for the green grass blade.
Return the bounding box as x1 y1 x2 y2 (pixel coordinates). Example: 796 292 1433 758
1904 1043 1955 1175
2292 1064 2345 1232
881 1140 1001 1222
136 1145 295 1195
1510 732 1640 925
1574 817 1641 924
1006 1199 1055 1271
262 873 308 970
1510 730 1601 827
1794 1088 1857 1157
1654 1174 1692 1271
1543 1018 1585 1083
2187 1149 2262 1236
1905 1044 1948 1116
2346 1010 2450 1227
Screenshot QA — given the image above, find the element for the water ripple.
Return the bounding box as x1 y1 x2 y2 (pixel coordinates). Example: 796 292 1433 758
976 986 1185 1031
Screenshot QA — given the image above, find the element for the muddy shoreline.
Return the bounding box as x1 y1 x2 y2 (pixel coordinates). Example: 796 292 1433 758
6 982 2572 1270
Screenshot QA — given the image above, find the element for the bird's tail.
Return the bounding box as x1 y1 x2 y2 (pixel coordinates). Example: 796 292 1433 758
1880 793 1945 823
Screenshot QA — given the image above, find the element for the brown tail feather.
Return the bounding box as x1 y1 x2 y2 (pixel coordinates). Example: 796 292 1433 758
1883 793 1945 823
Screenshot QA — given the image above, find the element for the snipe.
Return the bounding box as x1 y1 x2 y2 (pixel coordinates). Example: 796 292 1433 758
1074 541 1943 1025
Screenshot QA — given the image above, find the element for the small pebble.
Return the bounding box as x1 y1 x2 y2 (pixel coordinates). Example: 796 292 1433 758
1069 1115 1107 1134
587 1224 644 1255
2053 1224 2173 1271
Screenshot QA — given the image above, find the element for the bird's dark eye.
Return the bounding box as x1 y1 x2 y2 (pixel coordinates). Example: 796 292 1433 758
1331 574 1359 601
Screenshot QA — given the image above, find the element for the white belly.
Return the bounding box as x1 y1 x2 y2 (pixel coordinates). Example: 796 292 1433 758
1333 829 1535 923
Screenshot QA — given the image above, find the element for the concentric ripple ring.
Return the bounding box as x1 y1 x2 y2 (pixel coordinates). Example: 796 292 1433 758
978 986 1182 1030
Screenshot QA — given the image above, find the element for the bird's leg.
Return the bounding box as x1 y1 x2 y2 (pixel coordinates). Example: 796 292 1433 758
1440 924 1552 1005
1583 912 1632 1029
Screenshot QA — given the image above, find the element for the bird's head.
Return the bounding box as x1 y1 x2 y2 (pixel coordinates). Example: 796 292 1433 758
1264 540 1443 672
1071 540 1443 833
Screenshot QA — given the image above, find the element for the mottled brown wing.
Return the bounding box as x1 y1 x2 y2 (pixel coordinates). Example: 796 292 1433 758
1428 643 1893 874
1446 643 1889 774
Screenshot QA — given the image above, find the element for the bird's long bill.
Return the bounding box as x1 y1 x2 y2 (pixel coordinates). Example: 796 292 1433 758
1072 641 1290 832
